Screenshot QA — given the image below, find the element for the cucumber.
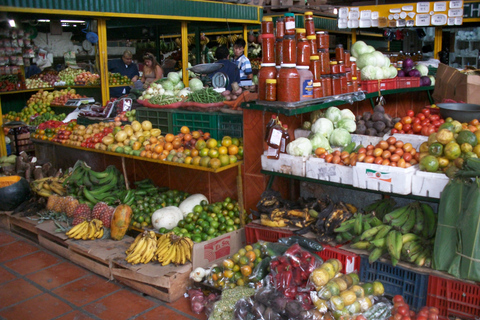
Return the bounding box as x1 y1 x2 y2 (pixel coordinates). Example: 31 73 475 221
344 142 357 154
353 144 365 153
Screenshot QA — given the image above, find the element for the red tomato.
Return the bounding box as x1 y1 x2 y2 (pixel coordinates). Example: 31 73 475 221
392 128 399 134
418 311 429 318
81 142 87 147
427 314 438 320
407 110 415 117
402 317 411 320
395 122 403 131
413 123 423 133
432 120 441 127
428 308 439 315
404 123 412 132
355 316 367 320
421 119 431 126
439 119 445 124
402 116 413 124
422 108 431 116
416 317 427 320
397 306 409 316
416 113 426 121
407 129 414 134
399 130 405 134
427 126 436 135
413 117 421 124
421 126 430 136
410 311 416 317
430 114 440 121
393 313 403 320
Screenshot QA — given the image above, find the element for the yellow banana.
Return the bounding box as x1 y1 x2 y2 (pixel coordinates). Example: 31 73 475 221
73 223 89 240
162 246 176 266
66 221 86 236
42 182 51 191
87 221 96 240
126 234 143 254
38 189 53 197
126 237 147 263
96 228 104 239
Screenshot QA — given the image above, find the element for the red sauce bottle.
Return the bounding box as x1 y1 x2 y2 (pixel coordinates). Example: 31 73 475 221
335 44 345 62
307 35 317 56
284 13 296 35
265 79 277 101
262 17 274 34
295 28 306 43
318 49 330 75
282 35 297 65
265 114 278 140
280 124 290 154
276 18 285 39
275 39 283 66
261 34 275 64
316 31 329 49
304 12 315 36
309 55 321 82
313 81 323 98
322 75 332 96
258 63 277 101
277 64 300 102
296 38 311 67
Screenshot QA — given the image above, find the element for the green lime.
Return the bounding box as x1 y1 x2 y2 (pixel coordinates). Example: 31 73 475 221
192 235 202 243
226 225 234 232
201 233 209 241
193 205 203 213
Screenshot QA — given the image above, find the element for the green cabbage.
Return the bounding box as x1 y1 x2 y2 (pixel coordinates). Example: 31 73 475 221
174 81 185 90
161 80 174 91
415 64 429 77
329 128 352 147
384 56 391 68
340 109 355 121
428 75 435 86
366 45 375 54
167 72 181 85
374 67 385 80
325 107 342 124
389 66 398 79
351 41 368 58
372 51 386 67
286 137 313 157
335 118 357 133
311 118 334 138
310 132 332 152
189 78 204 92
360 65 377 80
357 53 377 69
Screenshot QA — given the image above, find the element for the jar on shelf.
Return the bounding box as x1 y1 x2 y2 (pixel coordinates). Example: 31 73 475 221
306 35 317 56
304 12 315 36
351 57 358 78
346 71 352 82
277 63 300 102
295 28 306 43
282 35 296 64
265 79 277 101
335 44 345 62
332 75 342 95
321 75 332 96
261 34 275 64
276 18 285 39
284 13 296 36
296 38 311 67
338 62 346 74
316 31 329 49
309 55 321 81
313 81 323 98
344 50 351 68
330 61 340 74
262 17 274 34
297 65 313 101
346 81 353 93
339 74 347 94
258 63 277 101
318 49 330 75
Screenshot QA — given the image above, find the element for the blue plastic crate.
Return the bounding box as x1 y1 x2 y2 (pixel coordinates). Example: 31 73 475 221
218 113 243 138
359 256 429 312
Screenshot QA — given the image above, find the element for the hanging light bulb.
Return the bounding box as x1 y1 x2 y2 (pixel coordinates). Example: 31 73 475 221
333 8 338 15
8 19 16 28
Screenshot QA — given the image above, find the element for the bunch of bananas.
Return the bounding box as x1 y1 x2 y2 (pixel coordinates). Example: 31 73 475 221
227 34 242 44
200 33 210 46
216 36 229 45
66 219 104 240
362 198 396 221
31 177 66 197
63 161 126 207
125 231 158 265
155 232 193 266
337 202 436 267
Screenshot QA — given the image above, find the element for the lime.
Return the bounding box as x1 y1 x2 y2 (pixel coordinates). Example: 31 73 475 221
193 205 203 214
444 141 461 160
428 142 444 156
420 155 439 172
201 233 209 241
210 221 219 229
192 235 202 242
207 227 216 235
456 130 478 146
226 225 234 232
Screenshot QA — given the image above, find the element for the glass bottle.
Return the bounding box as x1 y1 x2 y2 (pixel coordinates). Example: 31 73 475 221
304 12 315 36
296 28 306 43
284 13 296 36
312 81 323 98
316 31 329 49
307 35 317 55
282 35 296 64
280 125 290 154
296 38 311 67
277 63 300 102
309 55 321 81
258 63 277 101
261 34 275 64
275 39 283 66
265 79 277 101
335 44 345 62
262 17 274 34
276 18 285 39
266 119 283 149
265 114 278 140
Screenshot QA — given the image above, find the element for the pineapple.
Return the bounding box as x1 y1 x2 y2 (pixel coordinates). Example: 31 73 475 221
72 204 92 226
46 194 61 211
52 196 67 213
92 202 114 228
64 196 80 217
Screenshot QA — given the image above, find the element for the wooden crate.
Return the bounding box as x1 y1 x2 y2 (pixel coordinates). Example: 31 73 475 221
8 214 39 242
112 254 192 303
0 211 11 230
36 221 71 259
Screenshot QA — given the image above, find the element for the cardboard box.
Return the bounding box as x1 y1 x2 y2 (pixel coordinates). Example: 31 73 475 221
432 63 480 104
192 229 246 268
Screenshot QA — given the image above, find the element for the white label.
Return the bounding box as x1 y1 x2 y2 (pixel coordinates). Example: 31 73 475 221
397 19 406 27
449 1 463 8
394 13 400 19
349 10 359 19
338 7 349 18
285 20 295 30
360 10 371 19
448 17 456 25
389 8 401 13
402 5 414 11
417 2 431 13
455 17 463 25
269 128 283 146
416 14 431 26
345 257 355 273
448 8 463 16
267 146 279 157
432 14 447 25
338 19 348 29
434 2 447 11
371 11 379 19
406 20 415 26
359 19 372 28
350 19 359 28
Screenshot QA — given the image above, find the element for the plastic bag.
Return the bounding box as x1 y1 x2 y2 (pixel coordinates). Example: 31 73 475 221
188 288 206 314
278 236 323 252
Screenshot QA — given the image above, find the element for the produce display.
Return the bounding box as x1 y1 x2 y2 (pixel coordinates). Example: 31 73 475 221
65 218 105 240
33 119 76 141
73 71 100 86
25 78 51 89
355 105 399 137
58 67 88 86
29 70 59 87
0 74 23 91
418 119 480 174
391 296 440 320
108 72 132 86
336 201 436 267
351 41 398 81
396 58 435 87
393 107 444 136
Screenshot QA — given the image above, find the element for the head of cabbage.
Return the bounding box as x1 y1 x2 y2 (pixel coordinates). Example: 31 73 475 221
311 118 334 138
325 107 342 124
329 128 352 147
340 109 356 121
286 137 312 157
310 132 332 153
335 118 356 133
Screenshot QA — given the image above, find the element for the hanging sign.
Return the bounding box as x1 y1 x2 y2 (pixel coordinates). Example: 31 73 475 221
337 1 464 28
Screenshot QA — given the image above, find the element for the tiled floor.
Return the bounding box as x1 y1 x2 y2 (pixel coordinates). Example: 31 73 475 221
0 228 207 320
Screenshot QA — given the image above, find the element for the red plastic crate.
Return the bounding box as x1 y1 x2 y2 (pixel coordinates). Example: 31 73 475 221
244 223 293 244
397 77 421 88
315 245 361 274
380 78 397 91
361 80 380 93
427 275 480 320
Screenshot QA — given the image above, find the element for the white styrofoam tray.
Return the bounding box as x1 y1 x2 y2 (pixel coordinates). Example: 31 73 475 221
306 157 354 185
351 134 383 147
261 152 307 177
411 171 449 199
353 162 418 195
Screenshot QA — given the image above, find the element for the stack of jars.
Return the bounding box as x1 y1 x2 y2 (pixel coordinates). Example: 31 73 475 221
258 16 277 101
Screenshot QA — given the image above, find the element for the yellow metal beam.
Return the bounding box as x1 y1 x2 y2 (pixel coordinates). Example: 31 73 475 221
243 25 248 58
434 27 442 60
97 18 109 104
181 21 189 87
0 98 7 157
351 29 357 44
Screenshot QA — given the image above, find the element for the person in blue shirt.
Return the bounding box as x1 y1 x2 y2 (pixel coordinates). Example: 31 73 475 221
108 50 139 98
212 46 240 91
233 39 253 82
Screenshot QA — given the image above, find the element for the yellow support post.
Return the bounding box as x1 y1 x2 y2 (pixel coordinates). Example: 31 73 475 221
0 98 7 157
97 18 109 104
434 27 442 60
243 24 248 58
181 21 189 87
351 29 357 44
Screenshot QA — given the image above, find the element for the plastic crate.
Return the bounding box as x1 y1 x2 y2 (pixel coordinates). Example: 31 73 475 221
136 107 173 134
411 171 449 199
380 78 397 91
261 152 307 177
361 80 380 93
218 113 243 138
427 275 480 320
244 223 294 244
359 256 429 312
316 245 361 274
397 77 421 89
172 110 219 139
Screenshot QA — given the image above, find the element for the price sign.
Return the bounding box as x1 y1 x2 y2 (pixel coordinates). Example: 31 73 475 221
432 14 447 24
360 10 372 19
349 10 359 19
415 13 431 25
448 8 463 16
371 11 379 19
417 2 431 13
448 17 456 24
434 2 447 11
449 1 463 8
338 7 349 18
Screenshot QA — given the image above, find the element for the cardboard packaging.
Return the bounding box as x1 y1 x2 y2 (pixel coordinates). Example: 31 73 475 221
432 63 480 104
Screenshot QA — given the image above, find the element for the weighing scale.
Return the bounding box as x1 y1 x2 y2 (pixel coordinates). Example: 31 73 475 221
64 97 96 107
188 63 227 92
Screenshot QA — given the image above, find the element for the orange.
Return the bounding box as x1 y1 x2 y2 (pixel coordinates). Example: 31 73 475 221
245 250 256 262
154 144 163 154
232 138 240 146
165 133 174 142
206 138 218 149
222 137 232 147
228 145 239 155
218 146 228 155
149 136 158 144
191 149 199 157
164 142 173 151
240 265 252 277
191 131 201 139
180 126 190 134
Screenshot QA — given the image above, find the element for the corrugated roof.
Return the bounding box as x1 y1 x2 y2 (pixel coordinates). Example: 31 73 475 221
0 0 261 23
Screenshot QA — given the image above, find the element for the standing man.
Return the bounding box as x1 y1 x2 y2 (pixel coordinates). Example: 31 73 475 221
233 39 253 86
211 46 240 92
108 50 139 98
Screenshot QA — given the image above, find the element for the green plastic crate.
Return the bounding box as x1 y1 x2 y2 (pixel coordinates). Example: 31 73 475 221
172 110 219 139
218 113 243 138
136 107 173 134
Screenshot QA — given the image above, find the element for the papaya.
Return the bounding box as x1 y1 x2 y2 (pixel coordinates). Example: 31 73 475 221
111 204 133 240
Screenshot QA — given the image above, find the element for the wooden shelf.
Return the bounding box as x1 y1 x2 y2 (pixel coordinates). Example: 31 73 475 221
0 88 55 96
32 139 242 173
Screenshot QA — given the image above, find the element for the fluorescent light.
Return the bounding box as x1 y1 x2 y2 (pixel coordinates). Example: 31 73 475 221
8 19 15 28
333 8 338 15
38 19 50 22
61 20 85 23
